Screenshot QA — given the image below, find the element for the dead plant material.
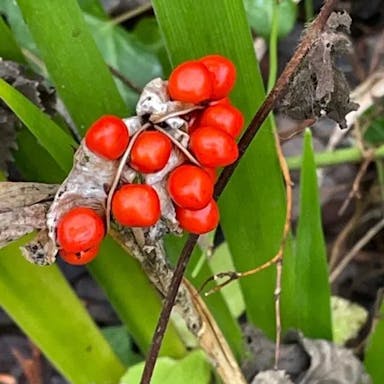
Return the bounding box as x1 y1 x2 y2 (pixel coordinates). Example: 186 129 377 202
279 11 359 129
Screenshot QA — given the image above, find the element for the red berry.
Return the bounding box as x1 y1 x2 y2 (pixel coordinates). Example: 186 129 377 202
176 199 219 234
130 131 172 173
57 207 105 253
199 55 236 100
85 115 129 160
202 167 217 182
167 164 214 210
209 97 231 106
59 246 99 265
190 126 239 167
112 184 161 227
200 104 244 138
168 61 213 103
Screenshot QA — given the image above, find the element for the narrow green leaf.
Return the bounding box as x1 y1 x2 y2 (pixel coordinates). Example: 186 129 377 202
0 16 26 62
0 235 125 384
13 128 67 184
120 350 210 384
165 235 244 360
209 243 246 319
89 237 186 358
153 0 286 338
0 79 75 172
16 0 128 133
364 292 384 383
282 129 332 339
102 325 143 366
0 0 38 57
78 0 108 19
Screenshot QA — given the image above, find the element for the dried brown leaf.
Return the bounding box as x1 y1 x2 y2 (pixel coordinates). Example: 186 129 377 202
280 12 359 128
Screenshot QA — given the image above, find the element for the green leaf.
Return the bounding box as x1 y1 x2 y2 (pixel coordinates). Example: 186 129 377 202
364 117 384 144
102 325 143 366
364 291 384 383
0 235 125 384
0 15 26 62
84 13 164 108
120 349 211 384
244 0 297 38
78 0 108 19
16 0 128 134
282 129 332 340
209 243 246 319
331 296 367 345
133 17 171 76
152 0 286 338
0 79 75 172
13 127 67 184
0 0 38 57
89 237 186 358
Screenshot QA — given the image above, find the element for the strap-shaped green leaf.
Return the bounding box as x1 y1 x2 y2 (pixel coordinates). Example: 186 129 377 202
282 129 332 339
16 0 128 134
0 235 125 384
0 79 75 172
364 292 384 383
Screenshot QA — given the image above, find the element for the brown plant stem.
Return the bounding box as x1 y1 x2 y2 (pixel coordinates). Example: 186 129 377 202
140 1 338 383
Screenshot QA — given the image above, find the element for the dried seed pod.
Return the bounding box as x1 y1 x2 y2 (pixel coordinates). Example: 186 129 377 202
45 143 119 262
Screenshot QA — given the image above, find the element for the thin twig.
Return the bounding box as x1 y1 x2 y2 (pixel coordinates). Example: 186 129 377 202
330 217 384 283
108 65 142 94
338 150 373 215
106 124 148 229
153 125 201 165
109 2 153 26
140 2 338 382
329 201 364 270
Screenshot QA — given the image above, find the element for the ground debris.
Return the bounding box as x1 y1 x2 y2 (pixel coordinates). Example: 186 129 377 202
242 325 371 383
0 59 56 175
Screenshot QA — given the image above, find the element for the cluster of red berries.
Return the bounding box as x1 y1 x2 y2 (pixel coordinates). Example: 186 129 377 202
56 54 243 265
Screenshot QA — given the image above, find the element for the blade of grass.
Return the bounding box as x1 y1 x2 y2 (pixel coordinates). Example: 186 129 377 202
0 234 125 384
364 290 384 383
0 79 75 172
281 129 332 339
0 16 26 62
16 0 128 134
152 0 286 338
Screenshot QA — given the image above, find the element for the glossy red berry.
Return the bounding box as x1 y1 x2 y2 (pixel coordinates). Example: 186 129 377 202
209 97 231 106
200 104 244 138
85 115 129 160
112 184 161 227
190 126 239 167
168 61 213 103
167 164 214 210
176 199 219 234
57 207 105 253
199 55 236 100
130 131 172 173
59 246 99 265
202 167 217 182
